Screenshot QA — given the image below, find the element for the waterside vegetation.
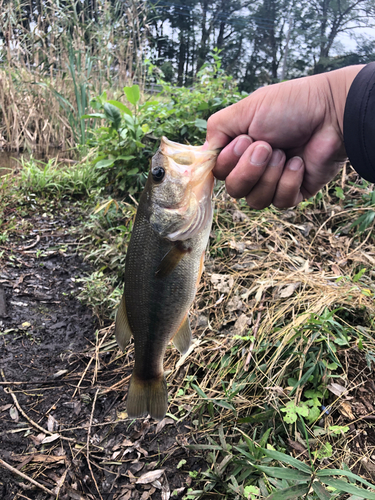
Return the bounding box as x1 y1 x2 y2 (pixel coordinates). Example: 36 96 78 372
1 70 375 498
1 1 375 498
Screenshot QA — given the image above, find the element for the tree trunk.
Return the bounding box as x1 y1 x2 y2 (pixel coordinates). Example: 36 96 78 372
178 31 186 85
217 20 225 49
196 0 209 72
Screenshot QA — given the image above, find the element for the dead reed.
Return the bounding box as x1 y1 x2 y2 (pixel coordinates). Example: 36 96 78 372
0 0 148 151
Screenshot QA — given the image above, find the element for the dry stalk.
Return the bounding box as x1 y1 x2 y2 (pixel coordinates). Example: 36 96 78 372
1 369 75 443
0 457 55 496
86 389 103 500
244 301 264 370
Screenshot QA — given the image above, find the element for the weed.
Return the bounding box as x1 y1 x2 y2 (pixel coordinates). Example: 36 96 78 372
19 157 97 199
84 52 243 196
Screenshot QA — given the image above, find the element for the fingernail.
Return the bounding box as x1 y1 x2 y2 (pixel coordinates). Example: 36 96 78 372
269 149 283 167
250 145 271 166
233 136 252 156
288 156 303 171
201 140 209 151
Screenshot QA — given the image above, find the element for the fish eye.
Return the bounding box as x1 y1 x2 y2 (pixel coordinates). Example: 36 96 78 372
151 166 165 183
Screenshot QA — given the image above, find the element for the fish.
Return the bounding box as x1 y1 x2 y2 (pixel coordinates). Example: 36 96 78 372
115 136 219 420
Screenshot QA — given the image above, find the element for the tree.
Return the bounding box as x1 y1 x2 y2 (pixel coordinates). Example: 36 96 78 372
299 0 375 73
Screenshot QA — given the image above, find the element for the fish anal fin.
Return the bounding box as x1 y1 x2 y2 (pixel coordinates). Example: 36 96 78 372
173 314 192 355
115 295 133 350
155 243 190 279
127 373 168 420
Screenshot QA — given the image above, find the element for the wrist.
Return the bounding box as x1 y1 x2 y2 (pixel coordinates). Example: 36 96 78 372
324 65 365 137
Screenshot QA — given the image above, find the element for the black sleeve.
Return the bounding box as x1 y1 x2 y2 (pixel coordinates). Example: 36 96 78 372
343 62 375 183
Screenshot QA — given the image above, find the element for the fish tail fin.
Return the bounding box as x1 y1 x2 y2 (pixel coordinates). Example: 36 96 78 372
127 373 168 420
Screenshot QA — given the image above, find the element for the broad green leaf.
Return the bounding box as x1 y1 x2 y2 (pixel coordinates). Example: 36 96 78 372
103 103 122 130
319 478 375 499
141 100 158 109
107 100 132 116
244 485 259 497
212 399 237 414
116 155 135 161
191 383 209 399
304 389 323 400
123 114 135 126
95 158 115 169
124 85 140 105
261 449 312 474
312 481 331 500
195 118 207 129
328 425 349 435
82 113 106 120
307 405 321 422
266 483 309 499
317 469 375 490
254 465 310 481
127 168 139 176
197 102 209 110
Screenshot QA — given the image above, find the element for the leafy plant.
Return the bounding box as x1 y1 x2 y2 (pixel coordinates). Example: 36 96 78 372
19 157 97 198
186 423 375 499
84 52 243 196
350 186 375 233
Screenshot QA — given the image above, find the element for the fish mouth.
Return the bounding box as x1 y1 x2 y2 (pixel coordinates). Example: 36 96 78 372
160 137 218 241
160 137 219 190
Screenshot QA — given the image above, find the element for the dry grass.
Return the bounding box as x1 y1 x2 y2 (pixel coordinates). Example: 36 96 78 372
74 169 375 495
1 162 375 497
161 193 375 408
0 0 147 151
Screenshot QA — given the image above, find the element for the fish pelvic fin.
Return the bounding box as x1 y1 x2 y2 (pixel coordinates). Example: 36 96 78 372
115 294 133 350
173 315 192 355
127 373 168 420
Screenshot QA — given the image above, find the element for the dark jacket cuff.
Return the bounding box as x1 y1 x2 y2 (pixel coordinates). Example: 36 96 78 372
343 62 375 183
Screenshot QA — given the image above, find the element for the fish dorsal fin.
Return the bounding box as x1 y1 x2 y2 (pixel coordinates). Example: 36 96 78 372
115 295 133 350
155 243 190 279
173 315 192 355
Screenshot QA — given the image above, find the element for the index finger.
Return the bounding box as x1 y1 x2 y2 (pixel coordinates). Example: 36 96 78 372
206 98 255 150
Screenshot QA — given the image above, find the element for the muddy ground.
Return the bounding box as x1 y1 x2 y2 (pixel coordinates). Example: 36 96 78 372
0 201 202 500
1 194 375 500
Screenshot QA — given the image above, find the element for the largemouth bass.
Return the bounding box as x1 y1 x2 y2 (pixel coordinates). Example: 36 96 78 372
115 137 219 420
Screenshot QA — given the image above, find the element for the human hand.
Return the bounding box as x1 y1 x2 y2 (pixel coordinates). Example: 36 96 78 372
206 65 363 209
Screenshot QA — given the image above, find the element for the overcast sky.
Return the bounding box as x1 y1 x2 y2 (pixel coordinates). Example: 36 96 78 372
337 26 375 51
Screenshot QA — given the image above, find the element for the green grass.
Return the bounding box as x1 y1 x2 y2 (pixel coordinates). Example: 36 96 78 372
19 156 97 198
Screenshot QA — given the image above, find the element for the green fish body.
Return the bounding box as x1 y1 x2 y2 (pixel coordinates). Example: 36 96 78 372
115 137 218 419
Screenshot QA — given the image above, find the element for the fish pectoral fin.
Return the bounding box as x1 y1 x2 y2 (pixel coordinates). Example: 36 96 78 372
127 373 168 420
115 295 133 350
155 243 189 278
173 315 192 355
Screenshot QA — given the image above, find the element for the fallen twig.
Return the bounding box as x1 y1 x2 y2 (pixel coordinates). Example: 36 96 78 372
18 234 40 251
1 369 75 443
86 389 103 500
0 457 55 496
244 302 264 371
